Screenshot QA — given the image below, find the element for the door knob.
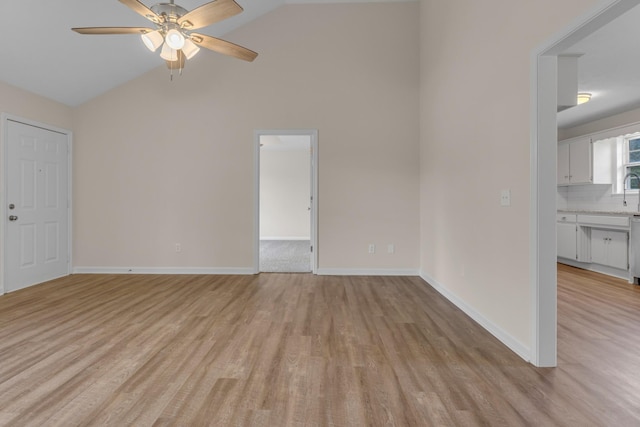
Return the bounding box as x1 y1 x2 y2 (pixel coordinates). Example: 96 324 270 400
8 215 18 221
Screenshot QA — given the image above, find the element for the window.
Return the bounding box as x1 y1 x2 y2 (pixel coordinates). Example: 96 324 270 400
624 135 640 190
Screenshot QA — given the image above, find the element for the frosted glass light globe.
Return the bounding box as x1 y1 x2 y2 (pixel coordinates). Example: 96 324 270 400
165 29 185 50
141 30 163 52
160 43 178 61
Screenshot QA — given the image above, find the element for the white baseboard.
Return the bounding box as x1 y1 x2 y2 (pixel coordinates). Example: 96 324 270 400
72 267 255 275
73 267 419 276
557 258 630 281
316 268 419 276
260 237 310 241
420 271 531 363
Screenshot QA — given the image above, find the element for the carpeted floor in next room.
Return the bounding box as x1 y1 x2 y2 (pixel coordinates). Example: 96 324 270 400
259 240 311 273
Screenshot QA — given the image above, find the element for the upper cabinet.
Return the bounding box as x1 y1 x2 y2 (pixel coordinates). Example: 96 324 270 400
557 137 613 186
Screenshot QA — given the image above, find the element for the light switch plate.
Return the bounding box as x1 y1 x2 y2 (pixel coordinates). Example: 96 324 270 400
500 190 511 207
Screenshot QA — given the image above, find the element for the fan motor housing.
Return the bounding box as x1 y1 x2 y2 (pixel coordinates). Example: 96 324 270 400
151 3 188 22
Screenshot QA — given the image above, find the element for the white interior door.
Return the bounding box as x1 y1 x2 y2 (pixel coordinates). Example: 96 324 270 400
5 119 70 292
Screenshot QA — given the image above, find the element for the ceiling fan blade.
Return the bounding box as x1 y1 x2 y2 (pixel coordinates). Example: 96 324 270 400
165 50 186 70
191 33 258 62
72 27 154 35
119 0 162 23
178 0 243 30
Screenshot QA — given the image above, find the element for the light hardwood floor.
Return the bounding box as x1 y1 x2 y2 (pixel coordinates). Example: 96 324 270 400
0 266 638 426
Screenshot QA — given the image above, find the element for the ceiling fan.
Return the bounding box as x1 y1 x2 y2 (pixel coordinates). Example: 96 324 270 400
72 0 257 72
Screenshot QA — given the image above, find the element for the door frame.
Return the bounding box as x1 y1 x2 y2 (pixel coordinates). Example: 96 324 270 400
253 129 318 274
530 0 639 366
0 113 73 294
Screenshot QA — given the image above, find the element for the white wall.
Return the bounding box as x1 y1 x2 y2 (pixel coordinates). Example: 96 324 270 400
558 183 640 213
72 3 420 272
260 146 310 240
419 0 600 355
0 81 73 130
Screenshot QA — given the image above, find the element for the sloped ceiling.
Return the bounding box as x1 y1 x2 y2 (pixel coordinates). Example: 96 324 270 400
557 4 640 129
3 0 639 127
0 0 409 107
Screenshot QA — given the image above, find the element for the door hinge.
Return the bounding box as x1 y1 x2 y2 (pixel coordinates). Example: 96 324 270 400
310 245 313 253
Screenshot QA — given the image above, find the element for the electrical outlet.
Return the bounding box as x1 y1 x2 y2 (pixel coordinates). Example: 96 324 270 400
175 243 181 253
368 244 375 254
387 244 395 254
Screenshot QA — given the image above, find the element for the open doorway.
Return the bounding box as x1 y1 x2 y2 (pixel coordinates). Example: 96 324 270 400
532 0 640 366
254 130 318 274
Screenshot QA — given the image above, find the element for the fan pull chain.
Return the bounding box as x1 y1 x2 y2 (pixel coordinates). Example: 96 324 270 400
167 61 183 81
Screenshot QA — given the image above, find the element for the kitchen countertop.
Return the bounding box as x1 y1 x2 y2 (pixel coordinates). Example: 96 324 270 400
558 209 640 216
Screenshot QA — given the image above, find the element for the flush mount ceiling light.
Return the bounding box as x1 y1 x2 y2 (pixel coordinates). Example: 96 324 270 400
72 0 257 76
577 92 592 105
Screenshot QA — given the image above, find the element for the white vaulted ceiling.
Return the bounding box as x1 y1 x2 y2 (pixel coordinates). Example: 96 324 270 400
3 0 640 128
0 0 409 107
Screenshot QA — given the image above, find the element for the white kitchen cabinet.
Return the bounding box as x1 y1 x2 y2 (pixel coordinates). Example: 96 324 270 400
557 137 612 186
558 213 630 278
591 229 628 270
569 138 592 183
557 222 577 260
557 143 571 185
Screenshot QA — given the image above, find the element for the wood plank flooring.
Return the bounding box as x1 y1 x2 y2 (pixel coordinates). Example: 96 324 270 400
0 267 637 425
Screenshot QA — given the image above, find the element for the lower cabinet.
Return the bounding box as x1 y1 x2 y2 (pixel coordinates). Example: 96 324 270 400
557 222 577 260
591 229 628 270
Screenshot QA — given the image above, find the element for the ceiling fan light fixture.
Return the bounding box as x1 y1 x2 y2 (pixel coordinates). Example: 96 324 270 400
160 43 178 61
71 0 258 76
141 30 163 52
182 38 200 60
165 29 185 50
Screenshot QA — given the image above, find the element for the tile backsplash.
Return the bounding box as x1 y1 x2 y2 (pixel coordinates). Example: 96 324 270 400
557 184 640 212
